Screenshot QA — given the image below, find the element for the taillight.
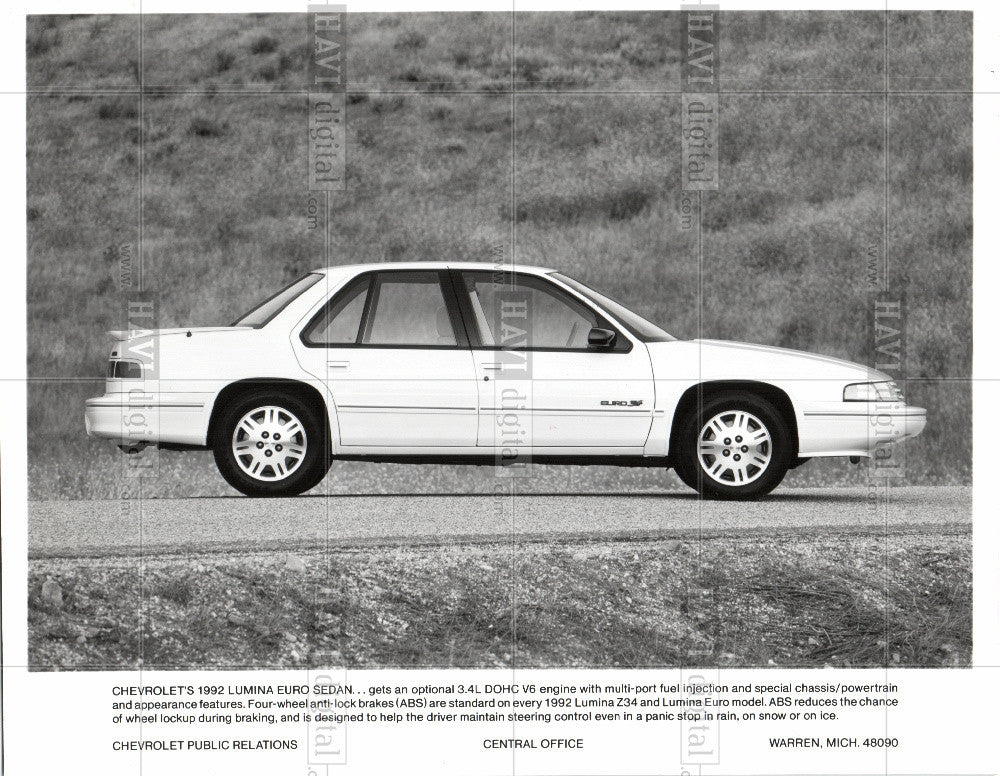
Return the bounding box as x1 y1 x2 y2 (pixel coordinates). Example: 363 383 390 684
107 359 142 379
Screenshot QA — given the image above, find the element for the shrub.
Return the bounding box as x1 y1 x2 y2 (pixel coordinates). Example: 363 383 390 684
605 185 651 220
96 99 138 120
619 39 662 67
149 577 195 606
930 219 972 252
127 57 140 85
188 116 225 138
462 111 510 133
398 68 452 91
704 191 785 231
27 22 61 57
451 48 472 67
745 234 795 271
278 51 298 74
426 103 451 121
539 65 594 89
370 94 406 114
947 146 973 184
249 34 278 55
254 63 278 82
394 30 428 50
505 184 653 224
515 55 551 84
214 213 242 245
916 334 959 378
777 315 816 349
214 49 236 73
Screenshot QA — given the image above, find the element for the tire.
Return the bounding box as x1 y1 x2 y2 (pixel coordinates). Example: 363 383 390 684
673 391 792 500
212 389 330 497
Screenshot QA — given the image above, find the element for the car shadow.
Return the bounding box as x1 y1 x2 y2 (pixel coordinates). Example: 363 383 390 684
190 489 875 503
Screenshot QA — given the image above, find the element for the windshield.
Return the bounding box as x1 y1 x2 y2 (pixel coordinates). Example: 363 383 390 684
551 273 675 342
232 273 323 328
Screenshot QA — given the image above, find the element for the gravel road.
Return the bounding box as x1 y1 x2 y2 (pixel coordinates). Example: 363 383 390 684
28 486 970 557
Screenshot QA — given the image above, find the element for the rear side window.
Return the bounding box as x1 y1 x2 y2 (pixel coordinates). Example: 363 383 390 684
362 273 457 346
301 276 370 345
301 271 464 348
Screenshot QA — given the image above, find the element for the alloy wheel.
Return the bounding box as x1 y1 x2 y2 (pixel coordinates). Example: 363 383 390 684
231 405 308 481
697 410 772 486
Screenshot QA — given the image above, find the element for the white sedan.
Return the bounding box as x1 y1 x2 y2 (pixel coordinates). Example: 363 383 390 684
86 262 926 499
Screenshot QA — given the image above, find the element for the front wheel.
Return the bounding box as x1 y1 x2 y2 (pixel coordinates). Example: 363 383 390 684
212 390 330 497
673 392 792 500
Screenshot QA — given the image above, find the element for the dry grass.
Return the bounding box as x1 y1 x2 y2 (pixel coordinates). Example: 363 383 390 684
28 530 970 670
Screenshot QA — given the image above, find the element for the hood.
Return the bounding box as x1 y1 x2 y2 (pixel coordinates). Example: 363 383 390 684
648 338 890 383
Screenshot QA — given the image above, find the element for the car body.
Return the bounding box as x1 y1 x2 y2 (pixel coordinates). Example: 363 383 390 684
86 262 926 498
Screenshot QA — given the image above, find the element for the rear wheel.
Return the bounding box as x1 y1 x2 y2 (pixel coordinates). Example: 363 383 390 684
673 392 792 500
212 390 330 497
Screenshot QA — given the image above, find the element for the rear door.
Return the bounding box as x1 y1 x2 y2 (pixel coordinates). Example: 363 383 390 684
292 269 479 448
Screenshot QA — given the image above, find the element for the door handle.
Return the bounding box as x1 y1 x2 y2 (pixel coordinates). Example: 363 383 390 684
327 361 350 370
481 363 504 371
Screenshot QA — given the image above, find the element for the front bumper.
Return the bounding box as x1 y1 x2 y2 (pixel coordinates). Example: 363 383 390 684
797 403 927 458
85 393 211 447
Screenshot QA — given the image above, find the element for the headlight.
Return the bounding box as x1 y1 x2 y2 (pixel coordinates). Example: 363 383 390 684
843 381 903 402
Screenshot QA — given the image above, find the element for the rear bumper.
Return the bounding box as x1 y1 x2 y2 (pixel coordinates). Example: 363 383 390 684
85 394 211 447
798 404 927 458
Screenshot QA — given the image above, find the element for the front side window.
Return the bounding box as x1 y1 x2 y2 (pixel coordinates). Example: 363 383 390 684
362 273 457 347
461 272 600 349
551 272 674 342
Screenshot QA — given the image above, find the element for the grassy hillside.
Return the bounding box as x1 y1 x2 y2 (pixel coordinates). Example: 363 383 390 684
26 11 971 498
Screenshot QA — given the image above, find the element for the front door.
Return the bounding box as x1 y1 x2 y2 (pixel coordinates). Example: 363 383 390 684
293 269 479 448
454 270 655 449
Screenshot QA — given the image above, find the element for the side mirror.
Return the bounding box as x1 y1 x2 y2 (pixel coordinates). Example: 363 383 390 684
588 327 616 348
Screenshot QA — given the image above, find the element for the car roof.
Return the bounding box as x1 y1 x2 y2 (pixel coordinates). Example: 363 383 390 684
313 261 557 276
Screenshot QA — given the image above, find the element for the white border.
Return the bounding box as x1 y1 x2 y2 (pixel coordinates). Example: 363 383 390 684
3 2 996 775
